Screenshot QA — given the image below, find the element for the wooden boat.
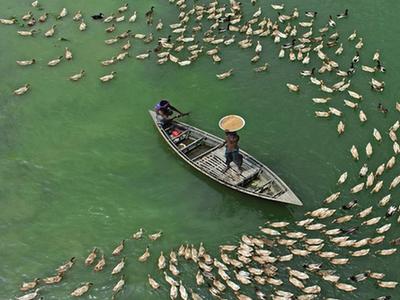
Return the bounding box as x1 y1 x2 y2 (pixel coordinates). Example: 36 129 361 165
149 111 303 206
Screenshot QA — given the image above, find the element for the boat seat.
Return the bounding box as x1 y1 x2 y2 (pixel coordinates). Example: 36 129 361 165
181 137 205 154
235 168 261 187
255 179 273 193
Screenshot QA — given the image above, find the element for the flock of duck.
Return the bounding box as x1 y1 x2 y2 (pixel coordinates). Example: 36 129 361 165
3 0 398 299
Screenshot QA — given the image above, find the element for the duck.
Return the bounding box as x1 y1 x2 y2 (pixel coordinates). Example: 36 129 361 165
90 13 104 21
254 63 268 72
352 51 360 63
136 50 151 60
157 251 166 269
377 281 398 289
79 19 87 31
112 275 125 293
105 24 115 33
254 40 262 53
286 83 299 92
300 68 315 77
271 4 284 10
143 33 154 44
101 56 116 66
16 59 35 66
328 15 336 27
359 110 367 122
337 9 349 19
216 69 233 80
85 247 97 265
112 240 125 256
148 274 160 289
22 11 33 21
69 70 85 81
64 47 72 60
118 30 132 40
111 257 125 275
156 19 163 30
93 254 105 271
170 285 178 299
70 282 93 297
31 1 39 8
27 17 36 27
48 56 63 66
105 37 119 45
376 60 386 72
305 11 317 18
355 38 364 49
20 279 40 292
73 11 82 21
179 281 189 300
56 257 75 273
103 14 115 23
377 103 388 114
164 271 178 286
121 40 131 50
16 288 40 300
0 18 16 25
132 228 144 239
343 99 358 109
129 12 137 23
57 8 68 20
118 3 128 13
42 272 64 284
17 29 37 36
145 6 155 24
38 13 48 23
14 84 30 95
138 247 150 262
100 71 116 82
44 25 56 37
115 15 125 22
149 230 162 240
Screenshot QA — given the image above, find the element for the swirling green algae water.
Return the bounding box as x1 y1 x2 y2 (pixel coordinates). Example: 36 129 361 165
1 0 400 299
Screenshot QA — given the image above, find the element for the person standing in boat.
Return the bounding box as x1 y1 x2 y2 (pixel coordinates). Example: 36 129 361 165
154 100 183 127
224 131 243 172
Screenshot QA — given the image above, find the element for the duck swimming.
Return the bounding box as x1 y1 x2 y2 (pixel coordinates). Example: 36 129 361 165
72 11 82 21
14 84 30 95
69 70 85 81
91 13 104 20
20 279 39 292
337 9 349 19
99 71 116 82
16 59 35 66
71 282 93 297
48 56 63 66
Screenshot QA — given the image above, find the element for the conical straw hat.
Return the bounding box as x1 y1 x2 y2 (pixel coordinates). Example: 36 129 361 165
219 115 245 132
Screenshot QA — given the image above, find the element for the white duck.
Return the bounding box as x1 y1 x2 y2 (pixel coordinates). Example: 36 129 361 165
57 8 68 20
79 19 87 31
69 70 85 81
16 59 35 66
136 51 151 60
216 69 233 80
99 71 116 82
129 12 137 23
48 56 63 66
65 47 72 60
44 25 56 37
14 84 30 95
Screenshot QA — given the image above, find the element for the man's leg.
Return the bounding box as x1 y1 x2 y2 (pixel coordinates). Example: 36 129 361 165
224 152 233 172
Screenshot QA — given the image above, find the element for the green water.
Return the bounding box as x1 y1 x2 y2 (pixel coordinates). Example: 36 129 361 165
1 0 400 299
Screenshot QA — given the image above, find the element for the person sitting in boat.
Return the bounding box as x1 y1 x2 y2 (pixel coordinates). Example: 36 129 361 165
154 100 183 127
224 131 243 172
